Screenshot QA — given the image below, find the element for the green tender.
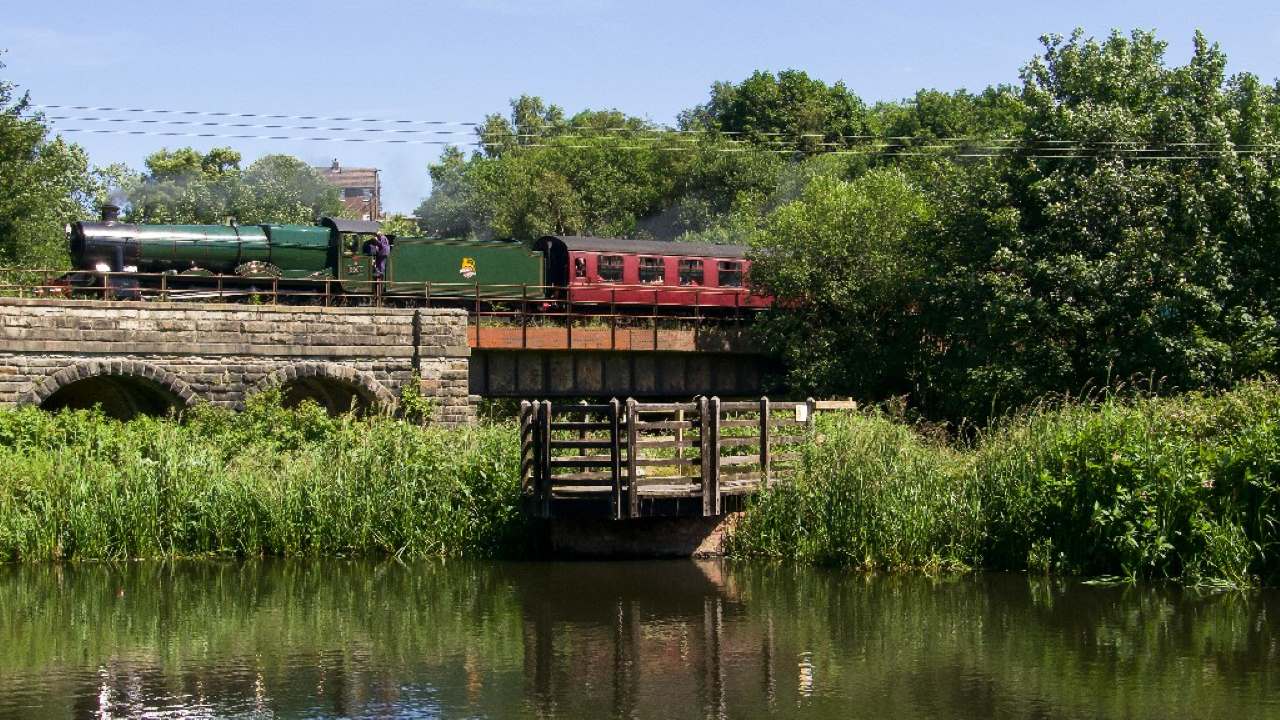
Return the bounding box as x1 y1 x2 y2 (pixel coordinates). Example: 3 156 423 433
353 237 545 297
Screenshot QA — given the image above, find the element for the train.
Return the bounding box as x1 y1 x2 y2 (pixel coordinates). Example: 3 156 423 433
63 206 770 311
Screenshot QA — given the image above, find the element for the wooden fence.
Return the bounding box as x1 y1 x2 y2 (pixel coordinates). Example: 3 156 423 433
520 396 816 519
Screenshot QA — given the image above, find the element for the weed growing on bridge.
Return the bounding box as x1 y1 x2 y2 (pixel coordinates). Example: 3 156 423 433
728 380 1280 587
0 394 526 562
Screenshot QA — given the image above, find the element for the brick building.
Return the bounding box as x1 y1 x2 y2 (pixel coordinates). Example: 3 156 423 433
316 159 382 220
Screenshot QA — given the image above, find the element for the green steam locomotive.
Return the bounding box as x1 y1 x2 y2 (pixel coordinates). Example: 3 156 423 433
67 207 543 299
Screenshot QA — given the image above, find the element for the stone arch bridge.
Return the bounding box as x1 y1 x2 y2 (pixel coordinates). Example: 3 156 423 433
0 299 473 423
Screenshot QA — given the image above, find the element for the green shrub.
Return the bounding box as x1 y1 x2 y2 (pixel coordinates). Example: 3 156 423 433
727 412 981 571
731 382 1280 587
976 383 1280 586
0 396 526 562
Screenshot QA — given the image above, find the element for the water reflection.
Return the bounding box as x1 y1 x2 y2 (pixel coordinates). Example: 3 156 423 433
0 560 1275 718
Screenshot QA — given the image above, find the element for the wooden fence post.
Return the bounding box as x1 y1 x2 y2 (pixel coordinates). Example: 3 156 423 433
519 400 532 497
609 398 622 520
626 398 639 519
703 396 721 516
805 397 817 434
759 396 770 488
698 396 711 516
538 400 552 518
675 407 684 464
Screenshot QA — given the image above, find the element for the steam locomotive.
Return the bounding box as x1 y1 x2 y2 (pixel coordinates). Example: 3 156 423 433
65 206 768 310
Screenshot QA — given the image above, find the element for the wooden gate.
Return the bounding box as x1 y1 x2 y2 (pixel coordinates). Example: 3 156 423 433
520 397 815 519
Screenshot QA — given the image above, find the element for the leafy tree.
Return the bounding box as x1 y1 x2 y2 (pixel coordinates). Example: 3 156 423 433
127 148 344 225
679 69 869 153
127 147 243 223
0 59 98 267
749 169 932 397
379 213 420 238
239 154 344 224
478 95 567 158
415 146 476 236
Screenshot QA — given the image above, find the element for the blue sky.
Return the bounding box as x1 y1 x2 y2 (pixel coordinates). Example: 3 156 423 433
4 0 1279 213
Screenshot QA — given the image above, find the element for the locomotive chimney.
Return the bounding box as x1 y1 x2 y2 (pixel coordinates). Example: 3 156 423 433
100 203 120 222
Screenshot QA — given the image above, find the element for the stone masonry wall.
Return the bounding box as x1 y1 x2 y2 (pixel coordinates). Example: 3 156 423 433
0 298 473 425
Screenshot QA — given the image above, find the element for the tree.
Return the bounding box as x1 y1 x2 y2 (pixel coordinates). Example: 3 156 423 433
127 147 243 223
0 58 98 267
379 213 420 238
238 154 344 224
749 169 932 397
127 148 344 225
679 70 869 153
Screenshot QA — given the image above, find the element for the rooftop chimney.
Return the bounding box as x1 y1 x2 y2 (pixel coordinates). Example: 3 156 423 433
100 204 120 222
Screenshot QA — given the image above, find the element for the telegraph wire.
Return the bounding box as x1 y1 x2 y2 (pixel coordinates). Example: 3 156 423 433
46 126 1280 161
36 104 1280 158
40 112 1280 153
33 104 479 126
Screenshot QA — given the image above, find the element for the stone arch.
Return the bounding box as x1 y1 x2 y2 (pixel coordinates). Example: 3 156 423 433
21 359 198 420
246 362 396 415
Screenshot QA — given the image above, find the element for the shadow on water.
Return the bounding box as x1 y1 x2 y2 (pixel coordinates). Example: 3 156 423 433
0 560 1275 719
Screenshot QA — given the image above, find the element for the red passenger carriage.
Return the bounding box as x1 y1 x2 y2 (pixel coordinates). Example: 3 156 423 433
532 236 771 312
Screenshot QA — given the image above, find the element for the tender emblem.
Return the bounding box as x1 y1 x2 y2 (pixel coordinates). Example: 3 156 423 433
459 257 477 278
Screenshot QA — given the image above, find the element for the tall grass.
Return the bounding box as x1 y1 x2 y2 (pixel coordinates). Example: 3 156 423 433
4 383 1278 586
729 381 1280 587
0 393 526 562
727 413 982 571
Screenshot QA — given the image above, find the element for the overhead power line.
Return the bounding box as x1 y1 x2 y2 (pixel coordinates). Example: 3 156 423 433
33 104 479 126
43 114 1280 151
46 125 1280 161
35 103 1280 160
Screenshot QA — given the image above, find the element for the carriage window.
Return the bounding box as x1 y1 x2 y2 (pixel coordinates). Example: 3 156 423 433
598 255 623 282
639 257 665 284
574 256 587 279
717 261 743 288
678 259 703 285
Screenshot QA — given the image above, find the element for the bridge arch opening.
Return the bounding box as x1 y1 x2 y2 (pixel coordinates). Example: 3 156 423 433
249 363 396 417
279 376 375 415
29 362 197 421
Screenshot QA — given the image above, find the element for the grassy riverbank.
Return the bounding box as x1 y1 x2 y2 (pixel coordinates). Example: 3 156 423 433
729 381 1280 587
2 384 1277 586
0 396 525 561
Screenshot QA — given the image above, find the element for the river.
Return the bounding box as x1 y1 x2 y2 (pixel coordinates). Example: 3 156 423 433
0 560 1275 719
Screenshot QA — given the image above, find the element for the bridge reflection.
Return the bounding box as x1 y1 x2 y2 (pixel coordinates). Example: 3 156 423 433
0 560 1273 719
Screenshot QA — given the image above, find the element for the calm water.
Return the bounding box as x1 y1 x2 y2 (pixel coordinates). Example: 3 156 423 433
0 560 1276 719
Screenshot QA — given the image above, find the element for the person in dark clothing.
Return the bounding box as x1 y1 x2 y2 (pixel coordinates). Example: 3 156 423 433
363 233 391 281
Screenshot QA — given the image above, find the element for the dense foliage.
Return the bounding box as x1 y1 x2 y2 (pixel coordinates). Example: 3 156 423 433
728 380 1280 588
124 147 347 224
0 58 100 267
2 383 1276 587
0 395 526 561
418 29 1280 422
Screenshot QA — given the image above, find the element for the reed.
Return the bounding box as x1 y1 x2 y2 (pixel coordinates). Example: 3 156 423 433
729 381 1280 587
3 383 1278 586
0 393 527 562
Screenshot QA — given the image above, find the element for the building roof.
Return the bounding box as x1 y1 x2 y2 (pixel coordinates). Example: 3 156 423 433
533 235 750 259
315 160 378 189
320 217 382 234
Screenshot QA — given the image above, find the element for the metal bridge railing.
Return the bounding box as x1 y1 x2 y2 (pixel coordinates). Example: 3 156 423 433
0 269 766 351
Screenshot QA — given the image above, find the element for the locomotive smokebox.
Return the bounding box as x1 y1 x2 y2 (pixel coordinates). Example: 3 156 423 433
100 204 120 222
